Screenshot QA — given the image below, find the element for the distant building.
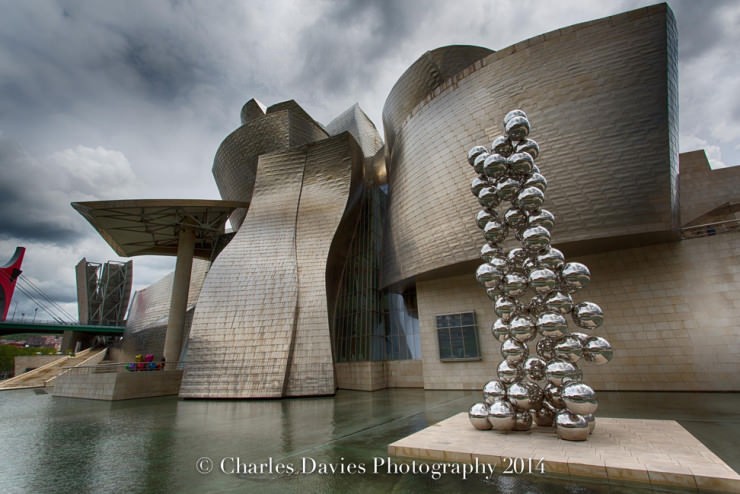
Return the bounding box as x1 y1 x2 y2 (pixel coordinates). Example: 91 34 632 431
80 3 740 397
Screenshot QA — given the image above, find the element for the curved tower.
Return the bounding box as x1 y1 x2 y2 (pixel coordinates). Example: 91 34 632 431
180 101 372 398
381 6 678 289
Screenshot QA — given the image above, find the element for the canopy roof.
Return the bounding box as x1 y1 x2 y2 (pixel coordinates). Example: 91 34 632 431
72 199 248 259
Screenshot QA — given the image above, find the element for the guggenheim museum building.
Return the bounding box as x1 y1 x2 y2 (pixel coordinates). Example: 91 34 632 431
74 4 740 399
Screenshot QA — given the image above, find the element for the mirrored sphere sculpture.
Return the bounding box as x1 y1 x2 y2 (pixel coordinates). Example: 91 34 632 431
555 411 590 441
466 110 613 441
469 402 492 430
483 380 507 404
488 400 516 431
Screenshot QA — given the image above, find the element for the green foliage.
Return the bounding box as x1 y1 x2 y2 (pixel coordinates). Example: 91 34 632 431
0 345 57 376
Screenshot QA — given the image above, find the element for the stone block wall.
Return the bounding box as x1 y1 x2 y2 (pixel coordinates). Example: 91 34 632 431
416 233 740 391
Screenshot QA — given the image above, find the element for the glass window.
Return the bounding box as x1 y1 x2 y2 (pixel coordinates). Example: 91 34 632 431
436 311 481 361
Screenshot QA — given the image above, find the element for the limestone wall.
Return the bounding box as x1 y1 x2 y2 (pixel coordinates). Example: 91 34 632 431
416 233 740 391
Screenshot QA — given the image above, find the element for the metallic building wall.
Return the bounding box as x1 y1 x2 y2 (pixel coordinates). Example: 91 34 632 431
327 103 384 159
212 100 328 230
182 150 305 398
181 132 364 398
382 45 493 155
122 259 209 360
679 150 740 225
381 5 679 288
286 134 364 396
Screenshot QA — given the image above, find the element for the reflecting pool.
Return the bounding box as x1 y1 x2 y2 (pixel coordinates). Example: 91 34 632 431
0 389 737 493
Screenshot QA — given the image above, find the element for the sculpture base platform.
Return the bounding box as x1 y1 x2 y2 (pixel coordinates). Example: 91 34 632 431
388 413 740 492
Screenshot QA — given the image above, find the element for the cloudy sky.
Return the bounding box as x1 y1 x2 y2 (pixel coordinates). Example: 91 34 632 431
1 0 738 322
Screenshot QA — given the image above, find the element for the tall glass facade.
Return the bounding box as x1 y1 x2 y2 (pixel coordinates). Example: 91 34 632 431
332 187 421 362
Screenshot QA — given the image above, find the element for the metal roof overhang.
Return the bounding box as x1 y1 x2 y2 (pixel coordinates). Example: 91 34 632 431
71 199 249 259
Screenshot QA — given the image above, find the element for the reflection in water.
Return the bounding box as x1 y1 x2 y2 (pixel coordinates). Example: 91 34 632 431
0 389 737 493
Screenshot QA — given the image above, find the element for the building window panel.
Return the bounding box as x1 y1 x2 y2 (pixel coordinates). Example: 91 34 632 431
436 311 481 361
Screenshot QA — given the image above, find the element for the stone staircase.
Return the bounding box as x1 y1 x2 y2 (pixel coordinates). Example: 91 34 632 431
0 348 107 390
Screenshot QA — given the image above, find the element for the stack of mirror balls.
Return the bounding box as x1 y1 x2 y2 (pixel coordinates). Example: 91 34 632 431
466 110 613 441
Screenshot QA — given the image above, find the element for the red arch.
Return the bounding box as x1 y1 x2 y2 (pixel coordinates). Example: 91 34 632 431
0 247 25 321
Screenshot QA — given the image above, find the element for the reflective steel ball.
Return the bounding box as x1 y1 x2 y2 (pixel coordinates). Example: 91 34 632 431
516 138 540 159
513 410 533 431
584 336 613 365
484 153 509 179
497 360 522 384
521 226 551 254
528 210 556 233
561 382 598 415
555 411 590 441
506 382 531 410
505 116 530 141
536 311 568 339
560 262 591 292
517 187 545 213
536 337 557 360
483 380 507 404
484 220 508 244
509 314 537 342
544 382 565 409
491 318 511 342
504 207 528 229
507 247 527 265
478 186 500 209
473 152 489 175
496 177 522 202
504 109 528 125
475 263 500 285
502 337 529 365
480 243 502 262
524 172 547 193
544 291 573 314
469 402 492 430
509 152 535 176
554 335 584 363
494 296 518 321
534 407 555 427
523 356 547 381
502 273 528 298
467 145 488 166
545 359 581 386
529 268 558 295
476 209 495 229
492 135 514 157
488 399 516 431
572 301 604 330
471 176 488 197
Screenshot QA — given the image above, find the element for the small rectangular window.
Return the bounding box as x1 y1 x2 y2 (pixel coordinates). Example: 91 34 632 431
436 311 481 361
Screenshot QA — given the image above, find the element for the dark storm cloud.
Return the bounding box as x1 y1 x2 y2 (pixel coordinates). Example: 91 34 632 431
0 139 83 243
0 137 136 243
670 0 739 60
296 0 436 95
0 0 215 119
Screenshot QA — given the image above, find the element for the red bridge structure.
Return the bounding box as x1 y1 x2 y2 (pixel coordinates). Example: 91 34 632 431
0 247 25 322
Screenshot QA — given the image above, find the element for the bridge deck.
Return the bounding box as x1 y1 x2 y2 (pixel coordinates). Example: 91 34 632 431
0 321 124 336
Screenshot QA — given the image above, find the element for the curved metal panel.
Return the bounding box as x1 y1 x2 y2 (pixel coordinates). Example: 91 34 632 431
212 101 328 230
285 134 364 396
382 5 678 288
182 150 306 398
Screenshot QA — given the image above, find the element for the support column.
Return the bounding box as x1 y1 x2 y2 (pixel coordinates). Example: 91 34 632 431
163 227 195 365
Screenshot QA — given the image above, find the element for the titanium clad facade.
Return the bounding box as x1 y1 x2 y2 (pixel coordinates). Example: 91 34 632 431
180 131 364 398
122 259 209 360
679 150 740 225
212 99 328 229
381 4 679 288
286 135 365 396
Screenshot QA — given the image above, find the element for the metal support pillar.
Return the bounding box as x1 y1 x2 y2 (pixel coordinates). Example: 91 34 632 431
163 227 195 365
